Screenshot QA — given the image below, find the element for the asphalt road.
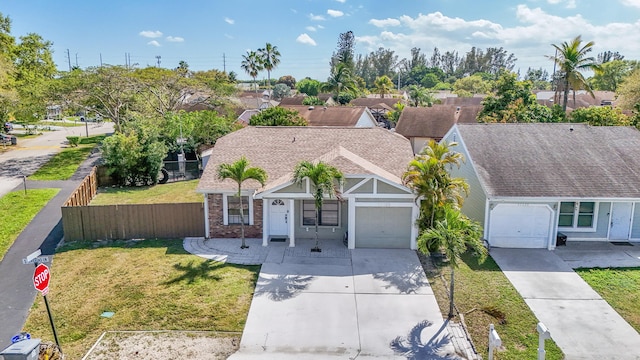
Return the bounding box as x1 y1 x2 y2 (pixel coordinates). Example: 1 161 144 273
0 122 113 350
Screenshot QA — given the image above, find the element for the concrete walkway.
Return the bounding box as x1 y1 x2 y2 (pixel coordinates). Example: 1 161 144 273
491 248 640 360
185 238 473 359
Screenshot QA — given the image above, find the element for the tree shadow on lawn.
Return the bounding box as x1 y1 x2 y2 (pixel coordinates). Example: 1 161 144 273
56 238 190 254
163 260 225 285
254 274 314 301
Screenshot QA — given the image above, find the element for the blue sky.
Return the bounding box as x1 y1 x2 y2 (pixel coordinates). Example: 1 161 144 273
2 0 640 81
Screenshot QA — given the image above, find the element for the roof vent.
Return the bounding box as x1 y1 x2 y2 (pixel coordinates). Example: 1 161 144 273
308 106 314 110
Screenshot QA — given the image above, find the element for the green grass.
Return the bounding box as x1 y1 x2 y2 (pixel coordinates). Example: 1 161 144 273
0 189 59 261
91 180 203 205
23 239 259 359
38 120 85 128
577 267 640 333
28 146 94 180
424 252 564 359
79 134 107 144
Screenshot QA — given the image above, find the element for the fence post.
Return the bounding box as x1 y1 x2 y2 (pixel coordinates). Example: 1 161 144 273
488 323 501 360
537 322 551 360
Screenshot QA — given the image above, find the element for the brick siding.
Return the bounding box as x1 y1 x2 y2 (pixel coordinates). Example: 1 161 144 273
208 194 263 238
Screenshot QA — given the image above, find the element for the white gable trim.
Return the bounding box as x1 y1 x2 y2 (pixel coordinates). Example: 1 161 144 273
442 124 490 200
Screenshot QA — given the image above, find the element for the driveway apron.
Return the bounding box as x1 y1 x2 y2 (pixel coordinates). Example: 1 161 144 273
491 248 640 360
230 248 460 359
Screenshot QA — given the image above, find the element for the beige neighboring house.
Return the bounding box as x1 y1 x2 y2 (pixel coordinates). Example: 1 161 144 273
196 126 419 249
395 105 481 154
279 94 336 106
281 105 379 127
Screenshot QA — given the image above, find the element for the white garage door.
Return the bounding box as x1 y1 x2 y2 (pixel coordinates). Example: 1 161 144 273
489 204 553 248
355 207 412 248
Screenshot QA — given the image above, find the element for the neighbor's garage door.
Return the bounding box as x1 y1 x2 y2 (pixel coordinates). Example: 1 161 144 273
488 204 553 248
355 207 412 248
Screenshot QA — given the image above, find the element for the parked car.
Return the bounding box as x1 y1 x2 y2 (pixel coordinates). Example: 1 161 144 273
3 122 13 133
1 133 16 145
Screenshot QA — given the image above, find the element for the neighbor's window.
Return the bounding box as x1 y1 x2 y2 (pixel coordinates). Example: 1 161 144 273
302 200 339 226
227 195 250 225
559 201 595 229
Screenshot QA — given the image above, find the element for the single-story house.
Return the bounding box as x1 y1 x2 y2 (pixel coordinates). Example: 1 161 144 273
442 123 640 249
196 126 419 249
395 105 482 154
280 105 379 127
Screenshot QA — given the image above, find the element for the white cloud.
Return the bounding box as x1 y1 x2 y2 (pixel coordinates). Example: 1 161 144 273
147 40 161 47
335 0 346 3
621 0 640 7
224 17 234 25
225 34 234 39
309 13 325 21
140 30 162 38
166 36 184 42
547 0 576 8
369 18 401 27
317 25 325 29
296 33 317 46
306 26 317 32
327 9 344 17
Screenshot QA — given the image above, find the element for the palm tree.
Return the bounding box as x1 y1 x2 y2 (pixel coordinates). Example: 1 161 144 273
418 205 486 318
321 62 356 98
241 51 263 96
292 161 343 252
548 35 601 112
402 140 468 232
374 75 394 99
258 43 281 97
408 85 435 107
217 156 267 249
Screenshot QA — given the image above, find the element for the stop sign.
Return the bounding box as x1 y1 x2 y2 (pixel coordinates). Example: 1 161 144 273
33 263 50 296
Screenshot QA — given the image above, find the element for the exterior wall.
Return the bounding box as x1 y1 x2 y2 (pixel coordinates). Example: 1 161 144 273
350 179 374 194
207 194 263 238
632 203 640 239
277 183 306 193
344 178 365 192
411 137 429 155
355 113 376 127
443 130 487 225
376 181 408 194
560 202 610 240
293 199 347 241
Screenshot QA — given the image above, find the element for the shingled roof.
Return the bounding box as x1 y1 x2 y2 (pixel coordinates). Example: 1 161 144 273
350 97 404 108
197 127 414 193
456 123 640 198
395 105 480 140
280 105 374 127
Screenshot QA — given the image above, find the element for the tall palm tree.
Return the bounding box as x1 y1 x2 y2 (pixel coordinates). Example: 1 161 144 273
241 51 263 96
374 75 394 99
418 205 486 318
292 161 343 252
548 35 601 112
321 62 357 98
402 140 468 233
217 156 267 249
258 43 281 98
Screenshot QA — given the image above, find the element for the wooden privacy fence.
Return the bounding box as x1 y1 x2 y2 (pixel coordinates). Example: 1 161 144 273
64 166 98 206
62 203 205 241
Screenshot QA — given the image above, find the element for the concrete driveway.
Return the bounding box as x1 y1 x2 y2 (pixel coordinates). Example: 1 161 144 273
491 248 640 360
229 247 461 359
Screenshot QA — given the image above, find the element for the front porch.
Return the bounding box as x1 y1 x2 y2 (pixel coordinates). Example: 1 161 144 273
554 241 640 268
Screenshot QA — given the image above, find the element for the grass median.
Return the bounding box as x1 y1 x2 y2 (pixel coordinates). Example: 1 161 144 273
0 189 59 261
423 252 564 359
23 238 259 359
28 146 94 181
91 180 203 204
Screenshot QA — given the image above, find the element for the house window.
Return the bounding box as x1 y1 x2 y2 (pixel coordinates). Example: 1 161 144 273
227 195 250 225
302 200 339 226
559 201 595 229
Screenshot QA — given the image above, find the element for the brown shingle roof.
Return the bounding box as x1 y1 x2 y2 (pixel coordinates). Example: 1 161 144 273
441 97 484 106
395 105 480 140
350 98 404 108
457 123 640 198
280 105 373 127
197 127 413 193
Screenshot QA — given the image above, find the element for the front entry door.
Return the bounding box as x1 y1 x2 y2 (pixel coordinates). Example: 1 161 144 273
269 199 288 236
610 202 633 240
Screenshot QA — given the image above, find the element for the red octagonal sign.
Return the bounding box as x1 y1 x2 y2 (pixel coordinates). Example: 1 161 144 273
33 263 50 296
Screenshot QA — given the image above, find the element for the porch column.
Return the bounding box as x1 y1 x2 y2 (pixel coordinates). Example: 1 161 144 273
204 194 210 239
262 199 269 247
348 197 356 249
289 199 296 247
410 201 419 250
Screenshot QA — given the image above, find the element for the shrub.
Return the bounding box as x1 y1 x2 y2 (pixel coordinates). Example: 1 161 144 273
66 136 80 147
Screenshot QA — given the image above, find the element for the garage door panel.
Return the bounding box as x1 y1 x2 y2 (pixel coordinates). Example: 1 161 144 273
489 204 552 248
355 207 411 248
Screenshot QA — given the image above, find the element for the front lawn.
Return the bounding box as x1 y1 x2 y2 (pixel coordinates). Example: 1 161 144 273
23 239 259 359
577 267 640 333
423 252 564 359
91 180 203 205
0 189 59 261
28 146 94 180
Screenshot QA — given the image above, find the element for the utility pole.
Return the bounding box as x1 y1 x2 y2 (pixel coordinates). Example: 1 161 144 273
223 53 226 73
100 53 103 67
66 49 71 71
75 53 78 68
156 55 161 67
125 52 128 68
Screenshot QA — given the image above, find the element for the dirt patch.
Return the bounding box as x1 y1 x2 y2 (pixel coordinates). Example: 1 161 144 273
83 331 240 360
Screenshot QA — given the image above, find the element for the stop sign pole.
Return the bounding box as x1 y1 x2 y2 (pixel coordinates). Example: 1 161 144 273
33 263 60 348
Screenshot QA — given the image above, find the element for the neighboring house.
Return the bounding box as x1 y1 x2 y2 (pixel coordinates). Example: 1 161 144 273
350 98 403 127
442 123 640 250
279 93 336 106
280 105 379 127
196 126 419 249
46 105 62 120
395 105 481 154
237 109 260 125
535 90 617 110
440 96 485 106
